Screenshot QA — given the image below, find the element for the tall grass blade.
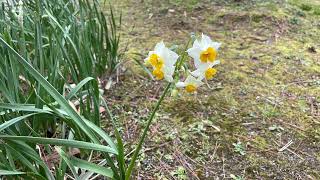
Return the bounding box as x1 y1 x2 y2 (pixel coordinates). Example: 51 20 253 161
0 113 38 131
70 156 113 178
0 170 26 176
0 136 118 155
66 77 94 100
56 147 80 180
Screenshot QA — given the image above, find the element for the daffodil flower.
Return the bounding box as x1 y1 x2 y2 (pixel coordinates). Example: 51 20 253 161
176 75 204 93
190 60 220 80
145 41 179 82
187 34 221 69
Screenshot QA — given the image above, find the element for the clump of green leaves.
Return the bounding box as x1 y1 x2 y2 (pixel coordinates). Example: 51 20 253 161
313 7 320 15
0 0 121 129
171 166 188 180
300 4 312 11
230 174 244 180
233 141 246 155
289 17 300 25
0 0 122 179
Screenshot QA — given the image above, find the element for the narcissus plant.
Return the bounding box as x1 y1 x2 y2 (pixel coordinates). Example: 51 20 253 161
145 41 179 82
128 34 222 178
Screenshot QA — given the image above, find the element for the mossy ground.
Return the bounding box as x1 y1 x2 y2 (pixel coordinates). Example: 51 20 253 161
105 0 320 179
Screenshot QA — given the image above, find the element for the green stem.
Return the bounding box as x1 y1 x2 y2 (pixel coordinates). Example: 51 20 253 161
125 37 191 179
125 83 171 180
174 38 191 80
101 96 125 180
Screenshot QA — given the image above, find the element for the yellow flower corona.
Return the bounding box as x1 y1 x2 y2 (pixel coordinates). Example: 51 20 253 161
200 47 217 63
205 68 217 80
185 84 197 93
148 54 164 69
152 68 164 80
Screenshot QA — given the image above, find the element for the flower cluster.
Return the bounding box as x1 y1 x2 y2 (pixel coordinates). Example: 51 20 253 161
145 34 221 93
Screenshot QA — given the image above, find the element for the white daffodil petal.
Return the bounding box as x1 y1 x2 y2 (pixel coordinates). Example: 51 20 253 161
212 60 220 66
193 39 201 48
190 69 201 77
163 65 175 81
201 34 212 48
169 65 176 75
183 75 204 88
196 76 206 83
196 60 219 72
198 75 206 81
211 42 221 50
187 47 201 60
192 78 204 87
163 48 179 67
164 75 173 82
188 74 203 86
185 75 198 84
192 72 205 81
152 42 179 68
197 63 212 71
169 50 179 65
154 41 165 52
176 82 186 88
158 49 166 61
190 51 204 69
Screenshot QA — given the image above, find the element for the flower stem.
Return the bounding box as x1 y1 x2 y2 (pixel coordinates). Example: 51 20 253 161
174 38 191 80
125 82 171 180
